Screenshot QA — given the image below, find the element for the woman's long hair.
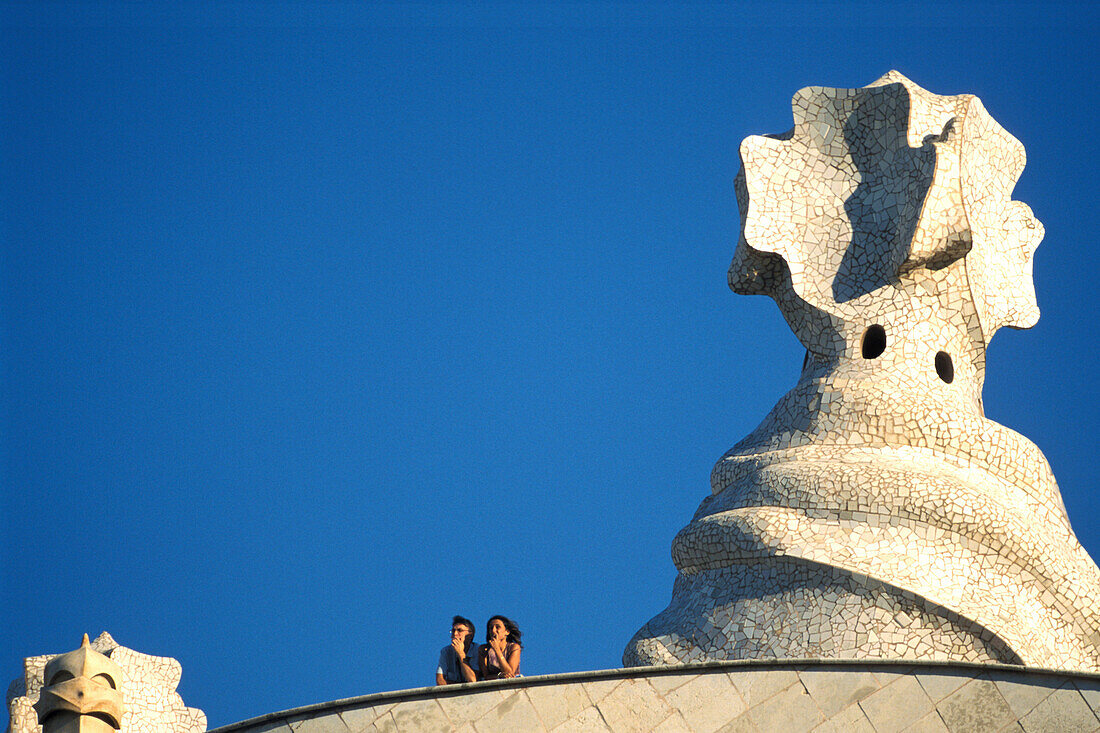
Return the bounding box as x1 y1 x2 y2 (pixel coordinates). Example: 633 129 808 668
486 615 523 647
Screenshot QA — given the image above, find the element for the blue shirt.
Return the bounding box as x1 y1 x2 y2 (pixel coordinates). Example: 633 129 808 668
436 643 479 682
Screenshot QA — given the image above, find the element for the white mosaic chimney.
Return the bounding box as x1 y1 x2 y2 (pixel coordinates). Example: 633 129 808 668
625 72 1100 672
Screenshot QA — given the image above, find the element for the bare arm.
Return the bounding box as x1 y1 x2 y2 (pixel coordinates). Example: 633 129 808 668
437 641 476 684
487 638 520 678
501 643 521 678
457 646 477 683
435 642 475 682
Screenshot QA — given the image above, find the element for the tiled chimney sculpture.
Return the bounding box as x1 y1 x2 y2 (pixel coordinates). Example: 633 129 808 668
7 633 206 733
625 72 1100 672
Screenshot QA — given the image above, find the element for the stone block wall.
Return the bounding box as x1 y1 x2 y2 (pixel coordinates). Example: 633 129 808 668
211 660 1100 732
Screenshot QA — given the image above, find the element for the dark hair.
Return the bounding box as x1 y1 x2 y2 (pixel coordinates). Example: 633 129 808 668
486 615 522 647
452 615 476 651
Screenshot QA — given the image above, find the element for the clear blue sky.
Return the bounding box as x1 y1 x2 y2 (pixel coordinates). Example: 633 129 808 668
4 1 1099 726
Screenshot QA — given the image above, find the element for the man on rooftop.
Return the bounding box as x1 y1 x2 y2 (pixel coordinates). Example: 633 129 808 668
435 615 478 684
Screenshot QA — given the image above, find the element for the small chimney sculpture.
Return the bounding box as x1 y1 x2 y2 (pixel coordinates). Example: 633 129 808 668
32 635 123 733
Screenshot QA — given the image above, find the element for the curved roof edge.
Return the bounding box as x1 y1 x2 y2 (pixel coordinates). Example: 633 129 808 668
211 659 1100 732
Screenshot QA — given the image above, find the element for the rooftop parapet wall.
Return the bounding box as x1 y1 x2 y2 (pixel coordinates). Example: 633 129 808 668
211 660 1100 733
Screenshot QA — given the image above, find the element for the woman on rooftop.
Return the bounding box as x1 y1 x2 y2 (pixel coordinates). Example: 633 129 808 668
479 615 522 679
